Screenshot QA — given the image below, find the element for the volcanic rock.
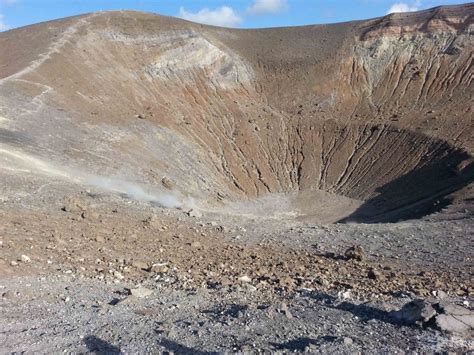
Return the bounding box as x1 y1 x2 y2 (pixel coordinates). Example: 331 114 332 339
368 269 383 280
161 177 175 190
392 299 437 325
128 286 153 298
188 210 202 218
345 246 365 261
20 255 31 263
435 302 474 336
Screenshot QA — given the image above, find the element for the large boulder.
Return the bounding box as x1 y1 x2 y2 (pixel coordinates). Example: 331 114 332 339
392 299 437 325
435 302 474 337
392 299 473 337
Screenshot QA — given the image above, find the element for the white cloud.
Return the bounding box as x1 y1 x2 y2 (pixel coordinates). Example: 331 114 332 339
0 14 9 31
178 6 242 27
0 0 15 32
247 0 288 15
387 2 420 14
1 0 18 5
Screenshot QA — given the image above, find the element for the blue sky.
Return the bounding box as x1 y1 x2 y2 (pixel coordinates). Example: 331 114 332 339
0 0 469 31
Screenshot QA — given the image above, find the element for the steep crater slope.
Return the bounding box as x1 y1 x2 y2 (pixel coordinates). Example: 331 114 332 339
0 5 472 223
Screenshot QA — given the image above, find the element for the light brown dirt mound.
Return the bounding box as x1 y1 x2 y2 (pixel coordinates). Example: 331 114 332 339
0 4 472 223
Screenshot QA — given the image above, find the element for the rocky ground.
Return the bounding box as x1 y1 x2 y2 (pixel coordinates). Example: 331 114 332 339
1 275 471 353
1 183 473 353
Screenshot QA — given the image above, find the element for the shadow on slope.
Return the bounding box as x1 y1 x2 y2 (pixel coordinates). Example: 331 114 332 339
338 151 474 223
83 335 121 354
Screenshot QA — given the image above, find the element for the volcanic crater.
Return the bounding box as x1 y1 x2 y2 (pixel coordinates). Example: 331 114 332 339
2 6 472 223
1 4 474 353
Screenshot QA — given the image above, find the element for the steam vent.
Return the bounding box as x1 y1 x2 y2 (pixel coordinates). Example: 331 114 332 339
1 3 473 352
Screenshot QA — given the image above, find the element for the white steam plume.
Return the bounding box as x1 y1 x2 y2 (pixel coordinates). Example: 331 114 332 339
0 145 184 209
86 175 181 208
